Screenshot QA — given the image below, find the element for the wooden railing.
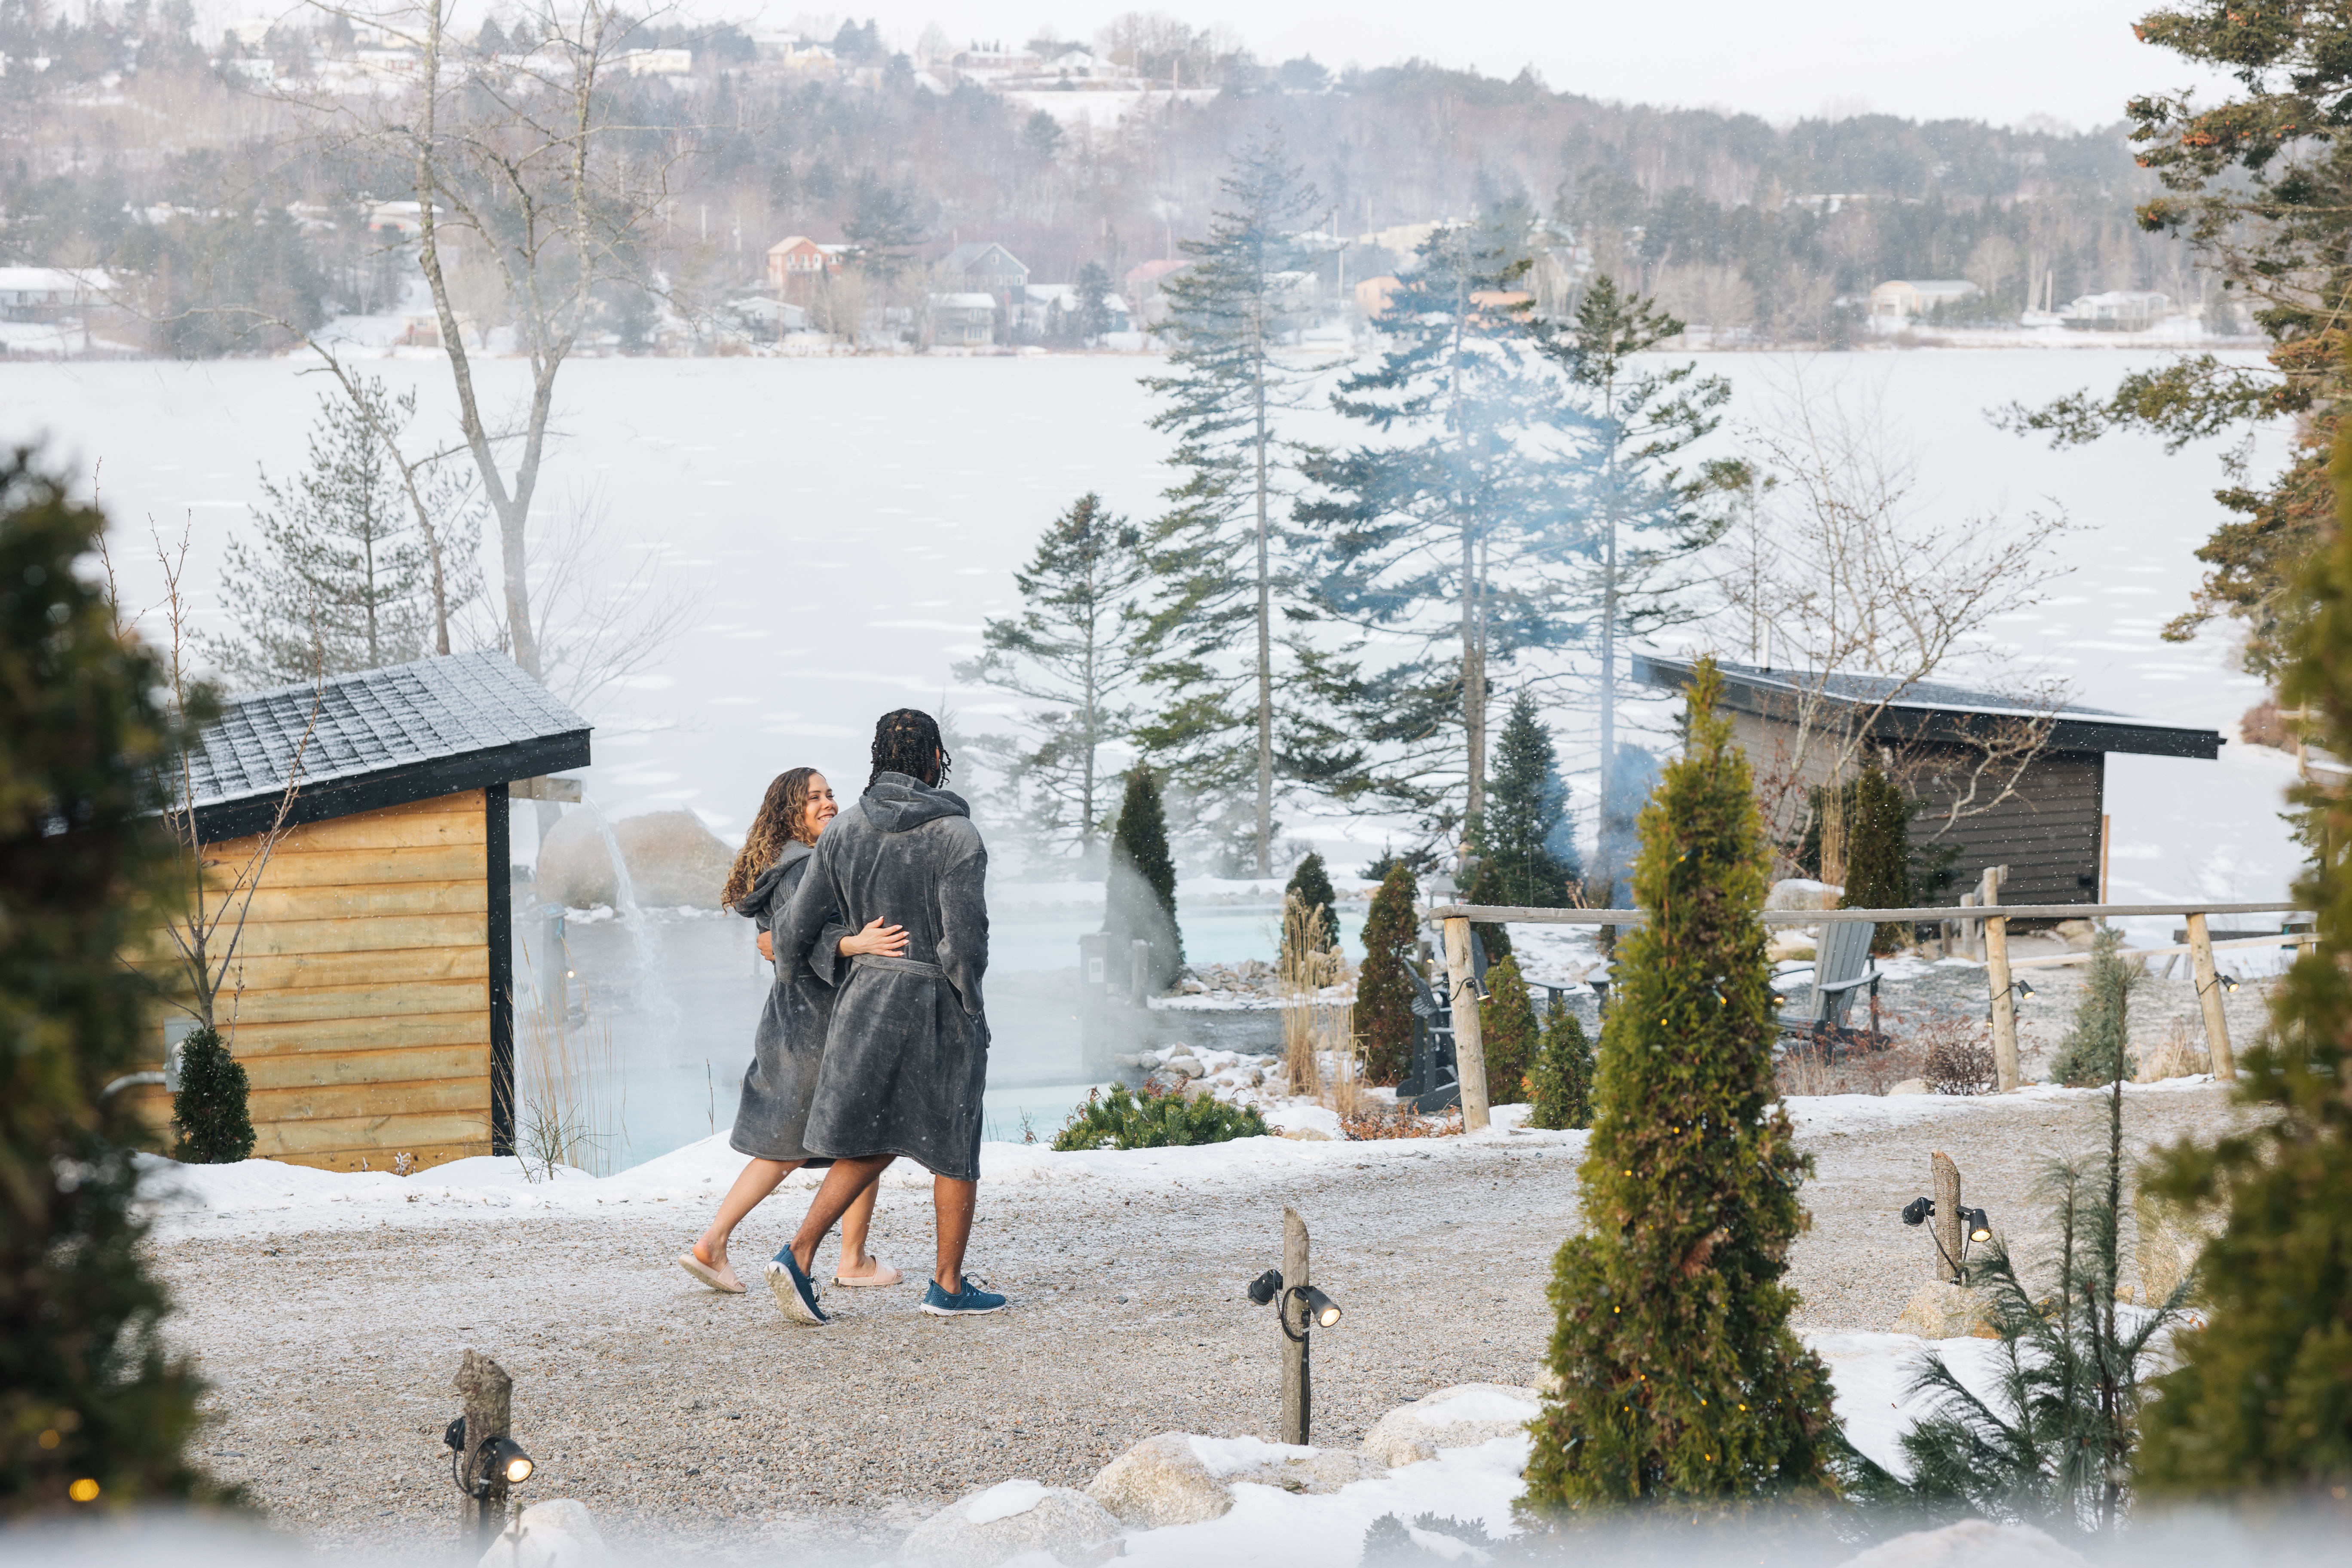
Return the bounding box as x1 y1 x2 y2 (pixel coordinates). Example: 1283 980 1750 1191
1423 899 2313 1130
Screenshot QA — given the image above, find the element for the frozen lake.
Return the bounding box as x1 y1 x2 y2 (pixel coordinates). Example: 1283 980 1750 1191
3 347 2300 1159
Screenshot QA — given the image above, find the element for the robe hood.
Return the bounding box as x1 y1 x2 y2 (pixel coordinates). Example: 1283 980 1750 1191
861 773 972 833
734 837 815 917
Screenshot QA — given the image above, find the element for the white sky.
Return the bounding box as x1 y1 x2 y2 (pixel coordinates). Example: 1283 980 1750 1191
741 0 2233 130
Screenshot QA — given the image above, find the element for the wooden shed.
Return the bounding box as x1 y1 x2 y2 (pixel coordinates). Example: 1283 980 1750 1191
130 652 590 1171
1632 656 2223 908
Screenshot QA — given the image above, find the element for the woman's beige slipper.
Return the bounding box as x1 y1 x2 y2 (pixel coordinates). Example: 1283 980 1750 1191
833 1259 905 1288
678 1250 746 1294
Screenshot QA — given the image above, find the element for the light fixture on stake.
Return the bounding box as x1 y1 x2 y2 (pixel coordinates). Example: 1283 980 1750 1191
1897 1197 1996 1273
444 1415 536 1500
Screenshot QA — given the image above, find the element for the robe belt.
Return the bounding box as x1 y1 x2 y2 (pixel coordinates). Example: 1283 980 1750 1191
850 953 948 980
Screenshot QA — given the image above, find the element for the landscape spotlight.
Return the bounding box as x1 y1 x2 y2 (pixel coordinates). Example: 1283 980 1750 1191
1246 1268 1283 1307
1900 1197 1933 1228
2218 973 2241 994
1281 1283 1343 1337
2012 977 2036 1001
486 1436 535 1488
1964 1207 1993 1245
443 1416 536 1499
1300 1286 1342 1329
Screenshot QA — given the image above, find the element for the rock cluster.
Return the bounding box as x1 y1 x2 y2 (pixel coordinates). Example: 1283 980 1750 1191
1172 960 1281 998
1111 1047 1283 1102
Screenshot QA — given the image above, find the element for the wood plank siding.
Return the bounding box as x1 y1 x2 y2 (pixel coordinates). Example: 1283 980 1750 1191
128 790 502 1172
1727 712 2105 910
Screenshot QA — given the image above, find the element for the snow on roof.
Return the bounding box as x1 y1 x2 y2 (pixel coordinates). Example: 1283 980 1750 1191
179 651 590 837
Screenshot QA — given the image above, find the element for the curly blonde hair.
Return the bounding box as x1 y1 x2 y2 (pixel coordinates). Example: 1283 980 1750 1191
720 767 820 909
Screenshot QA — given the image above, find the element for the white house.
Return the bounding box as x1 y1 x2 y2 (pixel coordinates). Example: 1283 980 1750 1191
0 268 110 322
930 292 998 346
2060 291 2173 330
1868 279 1979 318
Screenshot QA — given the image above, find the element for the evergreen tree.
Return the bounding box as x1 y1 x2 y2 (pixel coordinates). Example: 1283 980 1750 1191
2047 929 2143 1088
2135 412 2352 1498
1467 691 1580 908
1139 128 1351 876
1301 203 1587 851
1478 954 1540 1104
1282 850 1341 958
0 454 220 1511
207 379 480 689
1355 863 1420 1084
1528 1003 1596 1130
956 494 1153 861
1523 658 1840 1516
1105 766 1184 986
1839 765 1912 955
1531 275 1729 840
169 1026 254 1164
1074 260 1113 344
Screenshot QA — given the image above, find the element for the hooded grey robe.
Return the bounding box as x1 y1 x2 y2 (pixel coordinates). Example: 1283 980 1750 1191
728 840 839 1165
774 772 990 1180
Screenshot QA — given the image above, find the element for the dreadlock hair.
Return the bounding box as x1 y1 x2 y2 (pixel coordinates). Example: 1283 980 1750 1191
870 707 951 789
720 766 821 909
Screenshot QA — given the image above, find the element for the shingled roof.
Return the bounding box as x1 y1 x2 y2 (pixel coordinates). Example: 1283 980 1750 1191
1632 655 2223 760
179 652 592 839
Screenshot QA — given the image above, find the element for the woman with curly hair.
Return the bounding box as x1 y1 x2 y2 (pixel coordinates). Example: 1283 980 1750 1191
677 766 908 1294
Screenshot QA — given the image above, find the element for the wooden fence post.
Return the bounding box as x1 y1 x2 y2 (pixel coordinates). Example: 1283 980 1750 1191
1442 916 1490 1132
1280 1207 1310 1446
455 1349 514 1547
1932 1152 1963 1284
2185 911 2237 1081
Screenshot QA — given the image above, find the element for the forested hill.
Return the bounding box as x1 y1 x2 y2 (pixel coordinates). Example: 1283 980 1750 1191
0 9 2178 350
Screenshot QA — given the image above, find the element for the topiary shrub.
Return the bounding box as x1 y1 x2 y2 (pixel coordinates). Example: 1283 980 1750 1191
1478 954 1539 1102
170 1026 255 1164
1839 764 1913 955
2047 928 2142 1087
1521 657 1841 1518
1355 864 1420 1085
1526 1004 1595 1130
1050 1085 1270 1151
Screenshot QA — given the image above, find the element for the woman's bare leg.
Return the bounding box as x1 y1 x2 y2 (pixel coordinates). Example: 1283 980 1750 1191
833 1180 884 1278
692 1158 799 1291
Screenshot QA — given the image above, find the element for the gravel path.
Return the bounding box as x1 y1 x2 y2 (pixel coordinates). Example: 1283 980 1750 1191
147 1080 2253 1560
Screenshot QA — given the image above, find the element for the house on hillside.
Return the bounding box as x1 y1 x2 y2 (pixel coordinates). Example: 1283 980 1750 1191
2061 291 2173 331
938 242 1030 304
1868 279 1979 320
1632 655 2222 910
930 292 998 346
128 652 591 1172
766 235 848 302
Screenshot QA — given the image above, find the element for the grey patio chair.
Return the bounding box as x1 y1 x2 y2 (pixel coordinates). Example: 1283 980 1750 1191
1780 919 1884 1051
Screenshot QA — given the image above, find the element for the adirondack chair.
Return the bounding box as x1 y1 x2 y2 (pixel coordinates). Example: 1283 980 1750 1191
1399 963 1461 1112
1780 919 1885 1054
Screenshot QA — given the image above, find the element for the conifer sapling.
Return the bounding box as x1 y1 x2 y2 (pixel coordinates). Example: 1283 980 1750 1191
1105 767 1184 987
1477 955 1540 1104
1355 864 1421 1084
171 1025 255 1165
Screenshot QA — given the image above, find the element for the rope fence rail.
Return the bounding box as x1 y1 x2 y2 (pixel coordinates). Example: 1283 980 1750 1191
1419 899 2314 1128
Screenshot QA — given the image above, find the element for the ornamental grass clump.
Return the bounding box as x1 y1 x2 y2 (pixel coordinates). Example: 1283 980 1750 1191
1522 657 1842 1519
1050 1085 1269 1152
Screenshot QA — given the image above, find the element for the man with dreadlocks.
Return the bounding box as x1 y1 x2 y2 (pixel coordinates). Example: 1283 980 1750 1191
763 708 1006 1321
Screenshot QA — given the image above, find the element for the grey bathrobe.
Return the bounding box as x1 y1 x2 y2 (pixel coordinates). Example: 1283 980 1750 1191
775 772 991 1181
728 840 840 1165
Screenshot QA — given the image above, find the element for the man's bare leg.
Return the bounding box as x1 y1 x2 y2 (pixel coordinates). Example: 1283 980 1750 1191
789 1154 894 1275
934 1176 977 1294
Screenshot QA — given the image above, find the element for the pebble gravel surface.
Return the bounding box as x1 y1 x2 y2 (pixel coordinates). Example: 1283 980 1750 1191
148 1073 2257 1562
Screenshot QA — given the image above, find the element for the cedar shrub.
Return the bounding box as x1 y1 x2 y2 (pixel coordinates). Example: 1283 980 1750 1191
1356 864 1420 1084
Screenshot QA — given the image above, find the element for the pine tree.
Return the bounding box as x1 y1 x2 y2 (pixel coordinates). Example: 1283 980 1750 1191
1472 691 1581 907
1522 657 1840 1516
208 377 478 688
1478 955 1540 1104
1355 864 1420 1085
956 494 1153 861
1531 275 1729 845
1282 851 1341 959
170 1026 254 1164
1105 767 1184 986
1839 765 1912 955
0 454 219 1511
1528 1004 1596 1130
2134 409 2352 1498
1302 205 1584 848
2047 929 2143 1087
1074 260 1113 344
1139 129 1349 876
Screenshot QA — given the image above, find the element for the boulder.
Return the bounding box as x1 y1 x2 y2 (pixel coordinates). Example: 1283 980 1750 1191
1162 1055 1206 1078
478 1500 612 1568
1887 1078 1932 1096
1891 1280 1999 1339
1360 1383 1542 1468
900 1481 1121 1568
1086 1433 1381 1528
1766 879 1842 912
534 809 735 910
1839 1519 2089 1568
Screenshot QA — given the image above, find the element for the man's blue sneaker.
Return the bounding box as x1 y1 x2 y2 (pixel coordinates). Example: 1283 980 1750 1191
763 1248 829 1325
920 1276 1007 1317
